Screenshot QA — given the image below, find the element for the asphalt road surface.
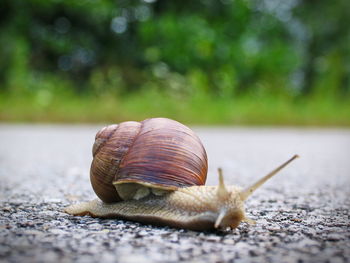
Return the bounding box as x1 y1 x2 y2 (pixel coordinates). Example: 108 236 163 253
0 124 349 263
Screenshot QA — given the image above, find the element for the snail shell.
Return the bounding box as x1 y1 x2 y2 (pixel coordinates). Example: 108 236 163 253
90 118 208 203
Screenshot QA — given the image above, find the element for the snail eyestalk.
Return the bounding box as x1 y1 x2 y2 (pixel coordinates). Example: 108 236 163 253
240 155 299 201
217 168 229 199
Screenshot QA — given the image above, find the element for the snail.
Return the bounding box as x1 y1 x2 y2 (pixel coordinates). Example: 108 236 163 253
65 117 298 231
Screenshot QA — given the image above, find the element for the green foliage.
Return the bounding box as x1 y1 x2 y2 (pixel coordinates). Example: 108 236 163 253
0 0 349 124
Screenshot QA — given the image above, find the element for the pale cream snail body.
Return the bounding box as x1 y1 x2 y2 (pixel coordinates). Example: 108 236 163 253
65 117 298 231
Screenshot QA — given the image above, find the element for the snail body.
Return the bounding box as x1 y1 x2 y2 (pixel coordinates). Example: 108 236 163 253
65 118 298 231
65 184 246 231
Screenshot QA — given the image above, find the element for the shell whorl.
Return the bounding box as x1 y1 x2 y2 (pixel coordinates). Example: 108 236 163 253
90 118 208 203
90 121 141 203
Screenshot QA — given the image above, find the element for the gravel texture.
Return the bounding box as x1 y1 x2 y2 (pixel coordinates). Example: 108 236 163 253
0 124 349 263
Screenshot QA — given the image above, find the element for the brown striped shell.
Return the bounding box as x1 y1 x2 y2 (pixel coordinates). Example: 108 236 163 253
90 118 208 203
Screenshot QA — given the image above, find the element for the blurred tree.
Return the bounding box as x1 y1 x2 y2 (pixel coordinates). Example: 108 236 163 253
293 0 350 96
0 0 348 99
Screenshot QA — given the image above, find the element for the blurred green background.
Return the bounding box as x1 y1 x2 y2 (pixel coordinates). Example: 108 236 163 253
1 0 349 125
